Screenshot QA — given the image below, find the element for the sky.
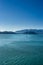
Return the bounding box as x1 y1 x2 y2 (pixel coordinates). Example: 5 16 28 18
0 0 43 31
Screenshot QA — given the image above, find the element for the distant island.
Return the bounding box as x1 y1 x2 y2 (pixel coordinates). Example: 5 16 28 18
0 29 43 34
0 31 15 34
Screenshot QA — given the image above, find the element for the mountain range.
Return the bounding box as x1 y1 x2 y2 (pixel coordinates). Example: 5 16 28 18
0 29 43 34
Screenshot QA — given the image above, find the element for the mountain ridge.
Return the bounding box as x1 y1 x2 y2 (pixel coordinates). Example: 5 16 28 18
0 29 43 34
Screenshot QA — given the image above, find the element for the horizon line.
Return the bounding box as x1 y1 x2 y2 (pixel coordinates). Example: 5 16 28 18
0 28 43 32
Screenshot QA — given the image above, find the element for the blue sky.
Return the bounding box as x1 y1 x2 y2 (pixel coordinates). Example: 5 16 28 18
0 0 43 31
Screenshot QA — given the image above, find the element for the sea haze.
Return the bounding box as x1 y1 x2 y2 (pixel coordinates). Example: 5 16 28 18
0 34 43 65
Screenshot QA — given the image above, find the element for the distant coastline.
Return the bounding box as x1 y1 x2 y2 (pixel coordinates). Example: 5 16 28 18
0 29 43 34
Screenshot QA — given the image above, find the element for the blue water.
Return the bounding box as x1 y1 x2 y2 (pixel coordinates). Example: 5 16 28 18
0 34 43 65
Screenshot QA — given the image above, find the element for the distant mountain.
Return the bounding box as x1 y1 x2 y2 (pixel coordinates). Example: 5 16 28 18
0 29 43 34
15 29 43 34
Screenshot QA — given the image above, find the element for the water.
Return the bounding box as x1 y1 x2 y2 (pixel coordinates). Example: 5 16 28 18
0 34 43 65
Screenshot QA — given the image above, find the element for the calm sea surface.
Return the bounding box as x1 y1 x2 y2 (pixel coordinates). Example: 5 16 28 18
0 34 43 65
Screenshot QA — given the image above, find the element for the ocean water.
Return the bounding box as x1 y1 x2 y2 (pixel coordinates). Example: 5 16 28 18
0 34 43 65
